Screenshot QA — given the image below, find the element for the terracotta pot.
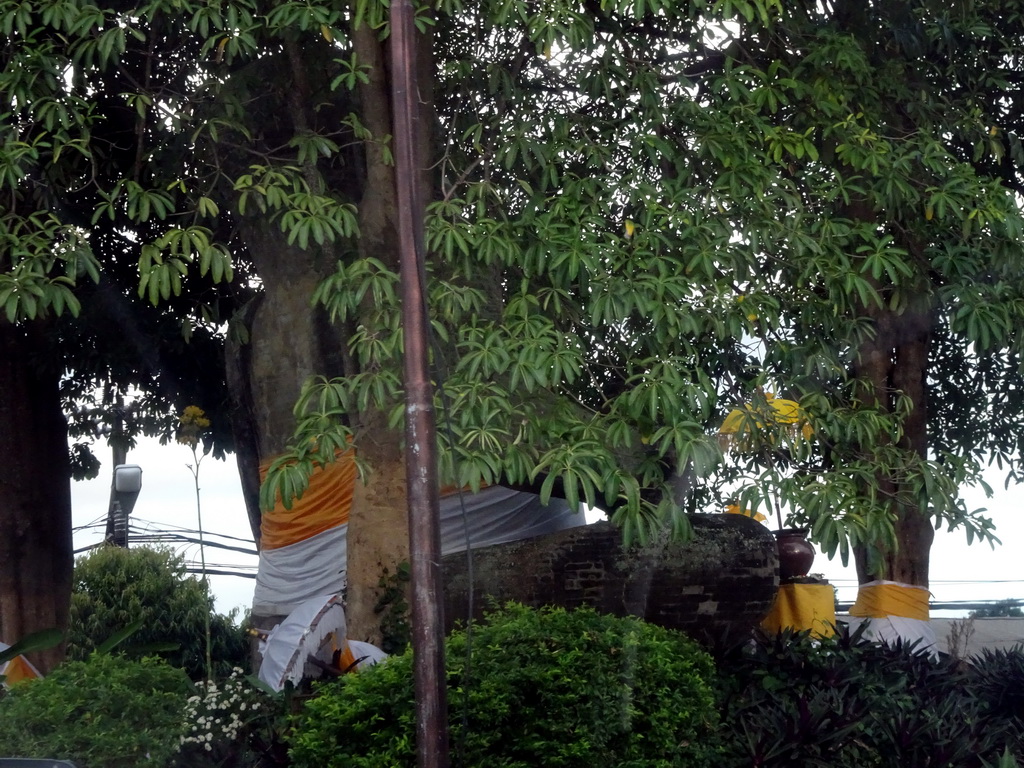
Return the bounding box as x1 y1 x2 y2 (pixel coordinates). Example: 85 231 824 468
773 528 815 581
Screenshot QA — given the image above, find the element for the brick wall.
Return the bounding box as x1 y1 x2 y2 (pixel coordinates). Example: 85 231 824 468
442 514 779 645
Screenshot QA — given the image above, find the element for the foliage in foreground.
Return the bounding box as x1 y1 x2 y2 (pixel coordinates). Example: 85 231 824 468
0 654 291 768
0 654 191 767
289 603 720 768
67 545 249 680
175 667 291 768
10 607 1024 768
715 626 1024 768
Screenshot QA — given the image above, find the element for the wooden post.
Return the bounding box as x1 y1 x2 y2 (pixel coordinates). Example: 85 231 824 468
389 3 450 766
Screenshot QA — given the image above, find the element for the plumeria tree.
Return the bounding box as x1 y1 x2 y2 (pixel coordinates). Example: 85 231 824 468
4 0 1024 652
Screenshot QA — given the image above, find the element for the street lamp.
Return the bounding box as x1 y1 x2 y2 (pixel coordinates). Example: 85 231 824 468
108 464 142 548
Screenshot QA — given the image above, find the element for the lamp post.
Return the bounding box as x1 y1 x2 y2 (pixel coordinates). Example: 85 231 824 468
107 464 142 548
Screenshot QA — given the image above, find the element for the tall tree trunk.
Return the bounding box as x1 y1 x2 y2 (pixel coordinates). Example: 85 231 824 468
885 309 933 583
229 219 346 505
343 20 413 644
0 321 72 673
317 19 437 644
225 294 266 544
853 298 933 587
843 190 935 589
228 22 436 645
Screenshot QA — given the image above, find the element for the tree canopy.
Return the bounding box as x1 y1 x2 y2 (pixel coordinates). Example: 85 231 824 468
4 0 1024 596
1 0 248 465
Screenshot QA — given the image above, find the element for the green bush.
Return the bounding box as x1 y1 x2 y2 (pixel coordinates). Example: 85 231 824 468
68 545 248 680
289 603 720 768
714 626 1024 768
967 646 1024 726
0 654 191 767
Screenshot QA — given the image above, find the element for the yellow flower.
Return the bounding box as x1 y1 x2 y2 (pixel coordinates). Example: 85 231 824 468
180 405 211 428
177 406 210 448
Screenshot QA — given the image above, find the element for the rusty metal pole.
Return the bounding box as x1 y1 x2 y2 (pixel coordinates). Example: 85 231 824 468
389 2 450 767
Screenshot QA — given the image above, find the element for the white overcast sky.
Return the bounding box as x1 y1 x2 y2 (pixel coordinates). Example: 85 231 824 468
70 436 1024 618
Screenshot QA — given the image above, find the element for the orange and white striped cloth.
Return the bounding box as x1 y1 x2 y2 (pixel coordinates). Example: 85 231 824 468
253 451 356 616
252 452 585 616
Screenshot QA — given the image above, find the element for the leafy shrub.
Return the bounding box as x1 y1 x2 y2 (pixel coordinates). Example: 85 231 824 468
289 603 721 768
714 625 1024 768
68 545 248 680
966 647 1024 731
0 653 191 767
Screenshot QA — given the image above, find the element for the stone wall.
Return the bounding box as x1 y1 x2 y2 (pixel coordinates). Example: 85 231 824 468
442 514 779 645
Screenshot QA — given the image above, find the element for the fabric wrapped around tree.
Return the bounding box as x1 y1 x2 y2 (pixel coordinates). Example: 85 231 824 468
845 580 936 653
253 452 586 617
256 594 388 691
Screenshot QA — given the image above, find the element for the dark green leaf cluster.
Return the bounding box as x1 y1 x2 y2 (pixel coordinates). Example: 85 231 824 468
66 545 249 681
420 0 1024 552
714 626 1024 767
967 646 1024 727
288 603 721 768
0 653 191 767
1 0 254 458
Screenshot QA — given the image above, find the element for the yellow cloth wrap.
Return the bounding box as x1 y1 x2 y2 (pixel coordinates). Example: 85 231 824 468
259 448 356 550
725 504 767 523
848 582 930 621
761 583 836 638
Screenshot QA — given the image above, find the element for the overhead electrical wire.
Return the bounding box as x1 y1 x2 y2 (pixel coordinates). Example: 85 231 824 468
72 516 259 581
